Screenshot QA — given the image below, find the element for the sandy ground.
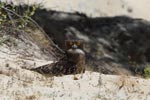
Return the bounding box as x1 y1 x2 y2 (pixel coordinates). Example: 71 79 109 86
1 68 150 100
1 1 150 99
2 0 150 20
0 42 150 100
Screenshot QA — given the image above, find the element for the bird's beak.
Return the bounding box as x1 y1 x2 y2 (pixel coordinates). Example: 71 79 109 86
72 44 78 49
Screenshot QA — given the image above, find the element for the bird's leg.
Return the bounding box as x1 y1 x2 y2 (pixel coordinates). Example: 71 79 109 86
73 65 79 80
81 64 86 78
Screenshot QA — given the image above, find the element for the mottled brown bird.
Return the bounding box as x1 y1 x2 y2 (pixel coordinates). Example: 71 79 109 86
29 40 86 76
65 40 86 74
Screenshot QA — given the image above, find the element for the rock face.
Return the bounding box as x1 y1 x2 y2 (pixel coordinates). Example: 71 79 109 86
33 9 150 75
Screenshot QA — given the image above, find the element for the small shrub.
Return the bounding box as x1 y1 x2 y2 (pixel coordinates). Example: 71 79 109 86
143 67 150 78
0 1 38 28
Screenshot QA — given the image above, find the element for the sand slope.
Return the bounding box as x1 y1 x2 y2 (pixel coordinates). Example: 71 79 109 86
3 0 150 20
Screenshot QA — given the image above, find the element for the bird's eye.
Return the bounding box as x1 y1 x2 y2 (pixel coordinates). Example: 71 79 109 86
69 41 73 46
77 41 80 46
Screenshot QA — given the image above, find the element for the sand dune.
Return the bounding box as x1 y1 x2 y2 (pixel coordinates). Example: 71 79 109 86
2 0 150 20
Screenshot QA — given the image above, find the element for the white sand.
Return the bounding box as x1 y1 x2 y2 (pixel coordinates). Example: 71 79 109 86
0 44 150 100
2 0 150 20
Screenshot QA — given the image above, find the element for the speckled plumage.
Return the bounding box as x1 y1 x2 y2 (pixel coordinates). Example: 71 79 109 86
30 40 86 76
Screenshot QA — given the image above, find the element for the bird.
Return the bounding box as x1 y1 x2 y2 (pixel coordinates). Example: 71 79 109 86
29 40 86 77
65 40 86 74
